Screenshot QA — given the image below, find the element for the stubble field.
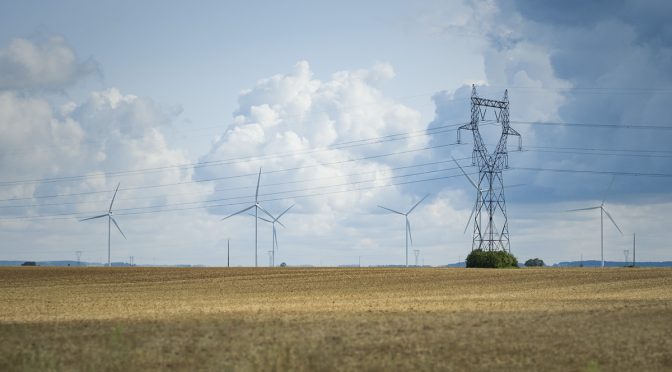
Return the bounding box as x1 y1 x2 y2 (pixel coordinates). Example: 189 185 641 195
0 267 671 371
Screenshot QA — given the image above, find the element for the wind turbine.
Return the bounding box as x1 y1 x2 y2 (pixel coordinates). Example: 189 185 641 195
452 156 486 235
567 177 623 268
80 182 126 267
221 168 274 267
258 204 294 267
378 194 429 267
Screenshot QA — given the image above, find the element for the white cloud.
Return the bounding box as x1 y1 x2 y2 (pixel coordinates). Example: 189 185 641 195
0 56 214 263
0 36 97 91
192 61 477 266
199 61 429 215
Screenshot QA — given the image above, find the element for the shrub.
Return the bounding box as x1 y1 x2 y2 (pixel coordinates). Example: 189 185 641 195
466 249 518 268
524 258 545 267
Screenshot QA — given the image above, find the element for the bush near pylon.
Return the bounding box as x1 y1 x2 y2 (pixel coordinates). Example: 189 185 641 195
466 249 518 268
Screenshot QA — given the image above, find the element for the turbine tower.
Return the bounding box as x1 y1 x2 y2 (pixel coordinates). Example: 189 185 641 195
258 204 294 268
378 194 429 267
457 85 521 252
222 168 274 267
80 182 127 267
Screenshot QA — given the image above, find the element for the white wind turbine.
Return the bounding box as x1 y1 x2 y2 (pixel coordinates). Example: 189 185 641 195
452 156 486 235
378 194 429 267
222 168 274 267
80 182 127 267
258 204 294 267
567 177 623 268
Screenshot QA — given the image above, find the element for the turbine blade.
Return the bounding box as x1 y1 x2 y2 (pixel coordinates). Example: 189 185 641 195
378 205 404 215
276 204 294 220
407 218 413 245
601 176 616 205
221 205 255 220
255 168 262 202
451 156 479 190
256 204 275 221
602 207 623 235
464 200 477 234
276 220 287 229
273 226 278 251
110 216 127 240
565 206 601 212
407 194 429 214
257 216 273 223
80 214 109 222
109 182 121 212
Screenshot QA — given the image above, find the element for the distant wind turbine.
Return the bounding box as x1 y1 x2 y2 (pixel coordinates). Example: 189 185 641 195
567 177 623 268
452 156 486 234
378 194 429 267
221 168 274 267
80 182 126 267
258 204 294 267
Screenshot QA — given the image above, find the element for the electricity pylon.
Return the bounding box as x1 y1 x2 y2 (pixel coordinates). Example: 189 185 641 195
457 85 521 252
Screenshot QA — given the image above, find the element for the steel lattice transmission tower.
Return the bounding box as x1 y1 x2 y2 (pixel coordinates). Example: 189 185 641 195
457 85 521 252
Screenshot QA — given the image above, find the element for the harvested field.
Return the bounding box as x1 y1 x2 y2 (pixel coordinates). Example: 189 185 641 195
1 267 671 371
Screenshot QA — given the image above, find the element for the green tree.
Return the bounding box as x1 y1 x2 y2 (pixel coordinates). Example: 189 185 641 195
524 258 545 267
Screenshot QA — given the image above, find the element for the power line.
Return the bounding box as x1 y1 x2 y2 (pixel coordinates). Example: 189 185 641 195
2 118 670 189
6 162 671 223
3 140 671 214
0 141 465 203
520 149 672 159
0 156 469 210
512 120 672 130
3 147 672 220
5 117 670 188
7 139 670 206
0 165 474 221
510 167 672 178
0 122 465 186
525 145 672 155
490 85 672 95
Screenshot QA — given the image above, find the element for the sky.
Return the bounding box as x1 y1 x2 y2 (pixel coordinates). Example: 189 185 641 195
1 0 671 266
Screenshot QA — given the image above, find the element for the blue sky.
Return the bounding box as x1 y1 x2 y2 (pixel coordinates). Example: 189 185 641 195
0 0 670 266
0 1 474 142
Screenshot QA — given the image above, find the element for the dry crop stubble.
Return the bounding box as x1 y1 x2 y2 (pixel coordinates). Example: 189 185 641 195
0 267 671 371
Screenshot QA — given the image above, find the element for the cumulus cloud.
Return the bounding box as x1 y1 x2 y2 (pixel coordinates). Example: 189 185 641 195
0 82 218 262
193 61 474 265
198 60 427 215
0 35 216 264
0 36 98 91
